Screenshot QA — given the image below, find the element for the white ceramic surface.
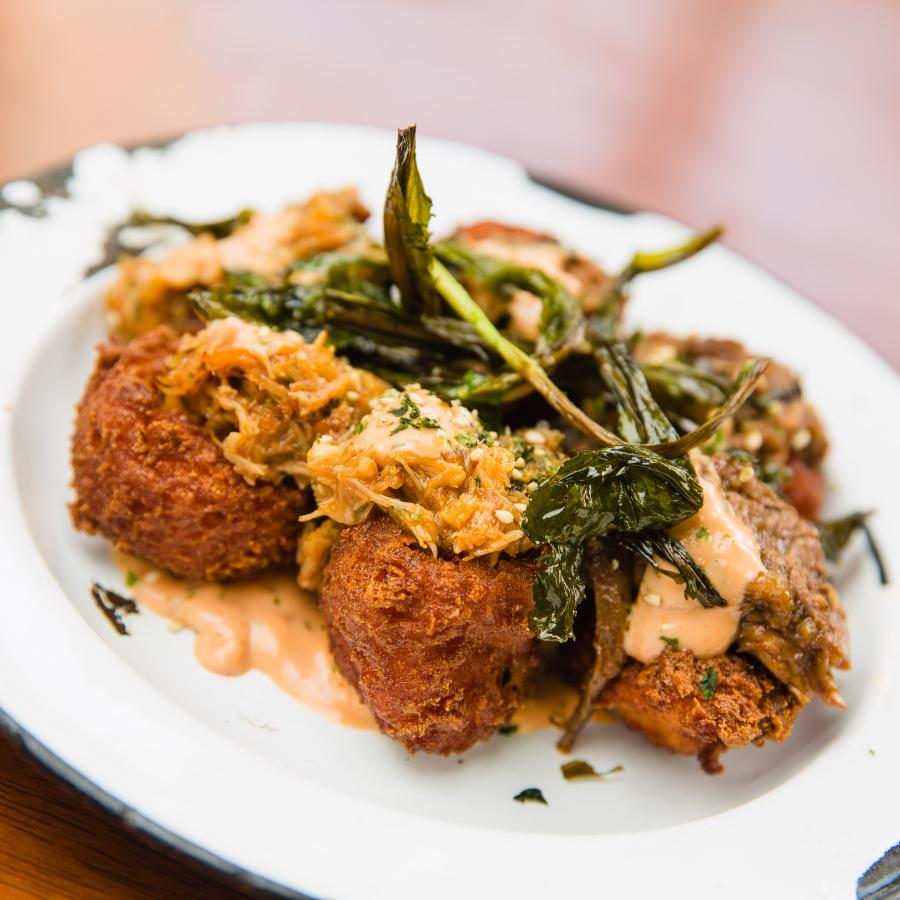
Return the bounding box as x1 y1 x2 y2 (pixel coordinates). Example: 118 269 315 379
0 123 897 899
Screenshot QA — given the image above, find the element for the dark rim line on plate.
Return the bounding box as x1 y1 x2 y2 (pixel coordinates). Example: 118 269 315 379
0 131 894 900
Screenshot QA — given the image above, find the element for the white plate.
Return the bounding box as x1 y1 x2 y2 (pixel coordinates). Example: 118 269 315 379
0 123 897 899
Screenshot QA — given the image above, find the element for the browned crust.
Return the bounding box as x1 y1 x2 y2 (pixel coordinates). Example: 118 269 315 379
600 649 801 774
320 515 539 755
715 454 850 706
70 326 306 580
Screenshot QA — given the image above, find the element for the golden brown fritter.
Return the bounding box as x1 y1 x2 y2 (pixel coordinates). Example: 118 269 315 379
320 515 539 755
600 648 800 774
633 333 828 519
70 327 306 579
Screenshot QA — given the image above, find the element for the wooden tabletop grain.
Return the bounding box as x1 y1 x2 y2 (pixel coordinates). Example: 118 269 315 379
1 1 898 896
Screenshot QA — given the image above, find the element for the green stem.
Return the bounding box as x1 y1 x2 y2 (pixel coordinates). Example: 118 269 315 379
430 258 624 447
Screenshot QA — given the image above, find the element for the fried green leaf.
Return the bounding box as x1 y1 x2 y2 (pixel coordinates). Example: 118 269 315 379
615 530 727 608
435 241 585 355
128 207 254 238
818 512 888 586
522 445 703 546
560 760 623 781
383 125 440 315
513 788 548 805
529 542 586 642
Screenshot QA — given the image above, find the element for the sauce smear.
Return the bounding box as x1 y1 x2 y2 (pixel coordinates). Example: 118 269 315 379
114 551 375 729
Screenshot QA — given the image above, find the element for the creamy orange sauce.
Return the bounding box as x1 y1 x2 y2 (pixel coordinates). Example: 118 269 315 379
510 677 611 734
624 454 764 664
114 551 375 729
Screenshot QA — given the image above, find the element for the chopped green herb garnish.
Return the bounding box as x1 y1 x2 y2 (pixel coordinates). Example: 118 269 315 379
389 393 441 434
695 526 710 541
660 635 680 650
699 667 719 699
474 476 482 488
497 724 519 736
513 787 547 805
560 760 624 781
351 420 366 435
125 571 139 588
455 432 478 448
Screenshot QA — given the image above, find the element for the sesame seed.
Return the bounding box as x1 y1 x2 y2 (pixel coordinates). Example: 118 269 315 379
523 429 546 445
515 457 526 468
739 465 754 482
791 428 812 451
743 430 763 452
611 558 620 571
527 481 539 492
345 391 359 401
513 502 527 512
645 593 662 607
495 509 515 524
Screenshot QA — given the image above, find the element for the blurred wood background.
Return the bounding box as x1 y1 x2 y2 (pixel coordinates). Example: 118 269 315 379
0 0 897 896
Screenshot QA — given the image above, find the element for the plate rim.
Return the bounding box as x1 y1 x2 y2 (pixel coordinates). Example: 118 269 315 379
1 121 898 899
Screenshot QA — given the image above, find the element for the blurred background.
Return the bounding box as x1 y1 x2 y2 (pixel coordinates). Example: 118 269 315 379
1 0 899 368
0 1 898 896
2 0 899 365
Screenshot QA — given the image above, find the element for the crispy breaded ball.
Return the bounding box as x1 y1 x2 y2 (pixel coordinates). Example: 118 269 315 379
70 326 306 580
600 648 800 774
320 515 539 755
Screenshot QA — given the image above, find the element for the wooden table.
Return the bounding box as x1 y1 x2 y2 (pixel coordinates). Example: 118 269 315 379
1 1 897 896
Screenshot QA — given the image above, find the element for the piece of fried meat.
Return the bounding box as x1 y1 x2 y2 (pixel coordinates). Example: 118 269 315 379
320 515 539 755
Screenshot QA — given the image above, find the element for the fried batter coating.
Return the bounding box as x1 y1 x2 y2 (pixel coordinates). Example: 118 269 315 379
104 189 372 340
633 333 828 518
320 515 539 754
601 648 800 773
70 327 306 579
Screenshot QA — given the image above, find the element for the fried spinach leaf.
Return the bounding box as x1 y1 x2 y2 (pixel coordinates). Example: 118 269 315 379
530 542 586 642
383 125 440 315
615 530 726 608
818 512 888 586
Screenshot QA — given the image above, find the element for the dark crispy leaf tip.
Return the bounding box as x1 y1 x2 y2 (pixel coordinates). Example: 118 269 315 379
384 125 440 314
818 512 889 586
648 357 769 458
513 787 548 805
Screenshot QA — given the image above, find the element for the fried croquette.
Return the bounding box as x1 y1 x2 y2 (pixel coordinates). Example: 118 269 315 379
600 648 800 774
70 326 306 579
320 515 539 754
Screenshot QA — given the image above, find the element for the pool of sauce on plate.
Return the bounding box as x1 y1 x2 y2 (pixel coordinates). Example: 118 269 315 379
115 551 575 737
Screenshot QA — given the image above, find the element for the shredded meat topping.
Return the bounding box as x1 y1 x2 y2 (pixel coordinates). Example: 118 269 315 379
305 386 565 559
159 317 386 487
